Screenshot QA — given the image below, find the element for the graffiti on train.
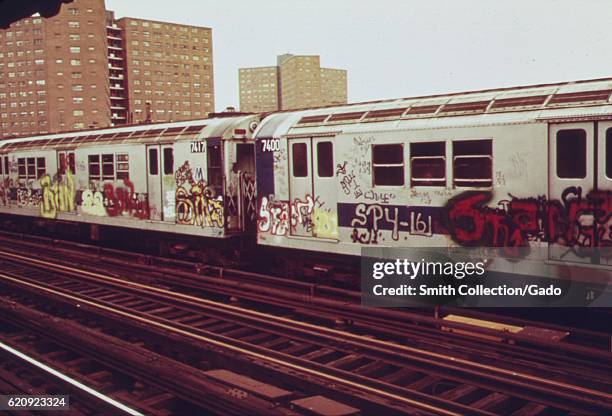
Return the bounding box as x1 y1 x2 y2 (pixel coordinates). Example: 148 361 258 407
258 195 338 238
40 172 76 219
81 180 149 219
0 178 12 206
348 203 434 244
445 188 612 250
336 161 363 198
174 161 224 228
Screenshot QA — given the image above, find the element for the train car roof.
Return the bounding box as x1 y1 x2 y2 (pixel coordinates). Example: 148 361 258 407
254 76 612 137
0 114 258 153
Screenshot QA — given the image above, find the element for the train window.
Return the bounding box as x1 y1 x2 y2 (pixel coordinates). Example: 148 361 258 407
102 154 115 180
292 143 308 177
606 129 612 178
163 148 173 175
556 129 586 178
116 154 129 180
68 152 75 174
372 144 404 186
317 142 333 177
88 155 100 180
207 143 222 193
36 157 45 179
453 139 492 187
410 142 446 186
26 158 36 179
148 148 159 175
17 158 26 179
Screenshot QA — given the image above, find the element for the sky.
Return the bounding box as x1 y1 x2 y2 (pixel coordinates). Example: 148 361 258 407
105 0 612 112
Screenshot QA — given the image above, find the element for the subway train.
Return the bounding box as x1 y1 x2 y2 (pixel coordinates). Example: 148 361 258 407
0 76 610 282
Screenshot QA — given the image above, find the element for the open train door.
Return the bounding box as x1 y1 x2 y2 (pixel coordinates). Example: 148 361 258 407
225 142 257 233
548 122 611 266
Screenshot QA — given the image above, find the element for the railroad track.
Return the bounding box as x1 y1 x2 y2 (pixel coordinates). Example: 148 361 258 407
0 231 608 371
1 229 609 343
0 250 610 415
0 295 307 416
0 323 147 415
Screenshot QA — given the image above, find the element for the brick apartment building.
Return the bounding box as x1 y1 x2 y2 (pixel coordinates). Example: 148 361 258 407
239 54 347 113
0 0 214 139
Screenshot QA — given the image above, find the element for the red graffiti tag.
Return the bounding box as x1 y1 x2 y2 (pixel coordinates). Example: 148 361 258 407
103 180 150 219
446 188 612 252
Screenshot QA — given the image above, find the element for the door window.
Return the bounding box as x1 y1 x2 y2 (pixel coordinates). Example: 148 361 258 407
292 143 308 177
316 141 333 178
148 148 158 175
556 129 586 178
163 148 174 175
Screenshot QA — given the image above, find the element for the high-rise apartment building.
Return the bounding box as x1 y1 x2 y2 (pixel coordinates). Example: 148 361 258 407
239 54 347 113
238 66 279 113
0 0 110 138
0 0 214 139
117 17 213 124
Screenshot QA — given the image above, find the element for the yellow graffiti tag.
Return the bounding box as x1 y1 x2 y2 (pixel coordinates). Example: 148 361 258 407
40 171 76 219
313 207 338 239
175 185 225 228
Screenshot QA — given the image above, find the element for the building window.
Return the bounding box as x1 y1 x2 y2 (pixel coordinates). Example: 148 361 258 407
69 46 80 53
372 144 404 186
292 143 308 177
316 141 333 177
410 142 446 186
116 154 129 180
453 139 492 187
556 129 586 179
68 21 80 28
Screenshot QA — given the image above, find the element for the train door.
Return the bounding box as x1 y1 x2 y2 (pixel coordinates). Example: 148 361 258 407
288 137 338 239
548 122 611 264
0 154 7 206
289 138 312 237
597 122 612 266
226 143 256 233
146 145 175 221
312 138 338 239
